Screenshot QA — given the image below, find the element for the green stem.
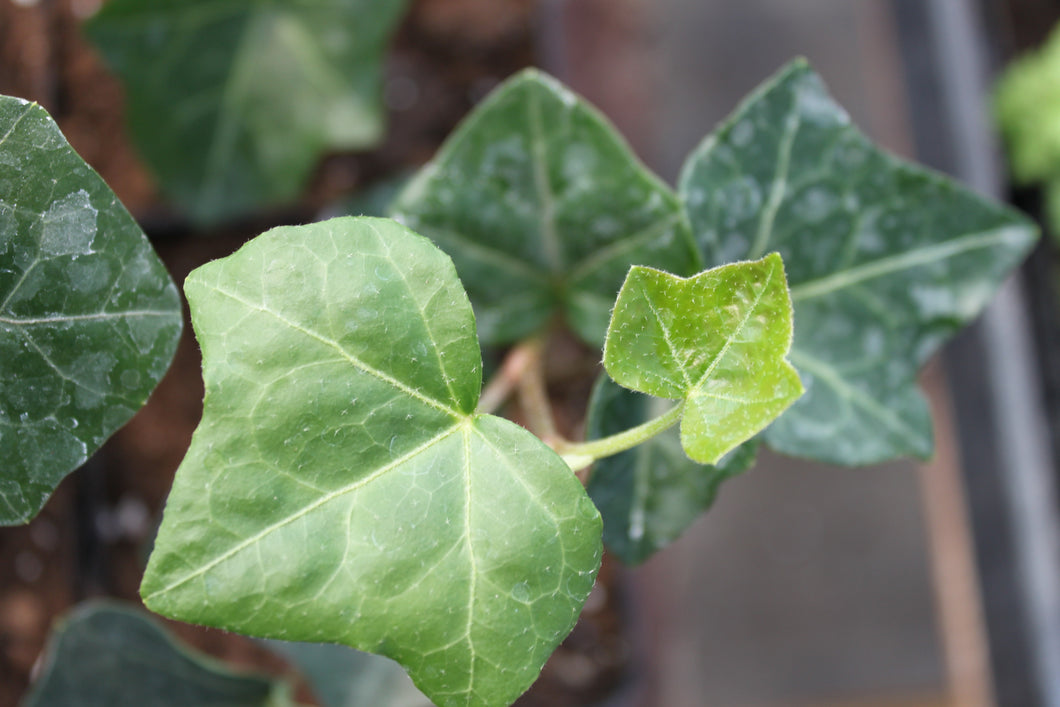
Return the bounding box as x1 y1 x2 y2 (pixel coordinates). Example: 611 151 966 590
556 400 685 470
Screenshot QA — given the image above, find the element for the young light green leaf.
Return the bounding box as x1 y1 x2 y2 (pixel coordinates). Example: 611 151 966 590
585 375 757 566
141 217 602 707
994 24 1060 187
0 96 182 525
994 24 1060 236
602 254 802 465
680 59 1038 465
22 602 291 707
85 0 409 225
391 69 699 348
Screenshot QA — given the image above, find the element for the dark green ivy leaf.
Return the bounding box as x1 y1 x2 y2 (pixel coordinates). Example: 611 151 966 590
85 0 409 224
585 375 758 566
391 69 699 348
264 640 430 707
679 59 1037 465
22 602 291 707
0 95 182 525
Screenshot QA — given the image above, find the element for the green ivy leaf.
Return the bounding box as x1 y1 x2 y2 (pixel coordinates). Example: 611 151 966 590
602 254 802 465
0 96 182 525
994 24 1060 186
391 69 699 348
141 217 602 707
22 602 291 707
585 375 757 565
265 640 430 707
85 0 409 225
994 25 1060 237
680 59 1038 465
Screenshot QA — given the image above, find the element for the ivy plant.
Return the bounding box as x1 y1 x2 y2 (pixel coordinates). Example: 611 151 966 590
23 602 291 707
4 53 1036 706
134 60 1036 707
0 95 181 525
84 0 410 225
995 21 1060 236
25 601 428 707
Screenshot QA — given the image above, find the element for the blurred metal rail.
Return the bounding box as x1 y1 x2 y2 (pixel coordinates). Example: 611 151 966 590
893 0 1060 703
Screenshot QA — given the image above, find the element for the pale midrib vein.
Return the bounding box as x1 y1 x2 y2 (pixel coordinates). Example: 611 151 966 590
372 222 464 409
748 109 801 260
0 491 23 520
144 422 465 601
788 348 922 439
643 285 692 390
0 102 33 152
16 327 108 398
203 281 457 417
0 258 41 313
790 227 1021 302
692 263 775 390
629 419 660 545
421 223 549 283
0 310 177 326
461 425 479 695
197 10 260 204
527 89 563 274
471 424 569 593
567 211 682 284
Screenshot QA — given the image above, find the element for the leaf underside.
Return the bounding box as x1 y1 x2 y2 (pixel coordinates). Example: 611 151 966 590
603 254 803 465
85 0 409 225
680 59 1038 465
22 602 288 707
391 68 700 348
141 217 602 707
0 95 182 525
585 376 758 566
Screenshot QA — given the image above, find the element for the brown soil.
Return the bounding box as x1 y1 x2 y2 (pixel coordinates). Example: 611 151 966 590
0 1 633 705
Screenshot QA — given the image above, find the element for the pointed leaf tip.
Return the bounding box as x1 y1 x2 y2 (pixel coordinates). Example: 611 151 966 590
391 69 698 348
680 60 1036 465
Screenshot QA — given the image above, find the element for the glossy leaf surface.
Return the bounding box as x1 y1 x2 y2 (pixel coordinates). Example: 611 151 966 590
603 254 802 465
585 376 757 565
0 96 182 525
392 69 699 348
22 602 289 707
680 59 1038 464
142 217 602 707
85 0 409 224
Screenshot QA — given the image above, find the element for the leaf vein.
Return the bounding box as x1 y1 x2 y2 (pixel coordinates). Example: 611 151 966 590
788 349 922 439
692 260 777 390
202 281 458 416
143 423 464 601
749 107 800 259
790 226 1024 302
528 86 563 273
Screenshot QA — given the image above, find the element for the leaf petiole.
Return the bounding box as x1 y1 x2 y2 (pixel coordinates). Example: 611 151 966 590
477 338 542 415
557 399 685 470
